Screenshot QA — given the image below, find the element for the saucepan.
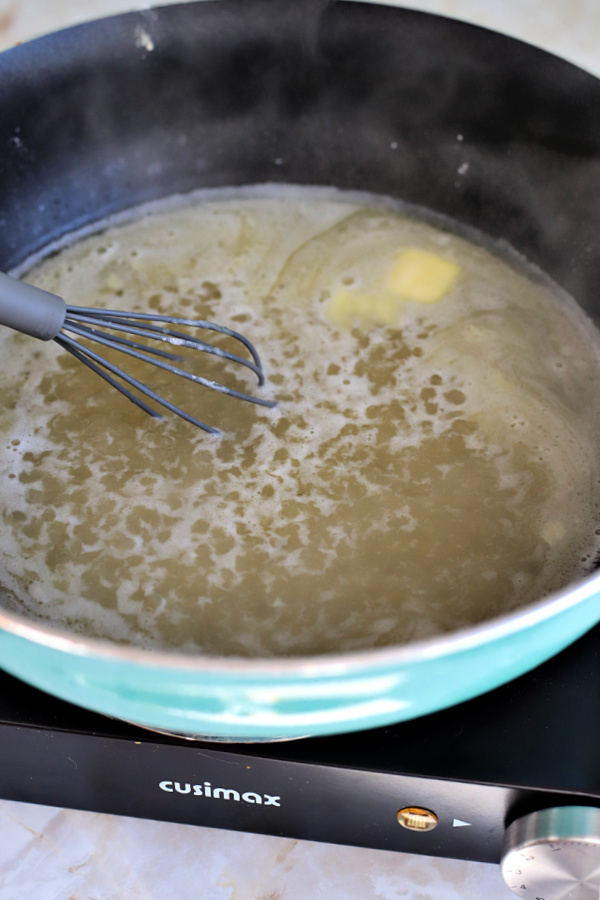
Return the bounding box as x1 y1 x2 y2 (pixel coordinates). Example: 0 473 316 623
0 0 599 741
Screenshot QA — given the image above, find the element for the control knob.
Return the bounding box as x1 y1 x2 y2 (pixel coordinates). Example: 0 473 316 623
501 806 600 899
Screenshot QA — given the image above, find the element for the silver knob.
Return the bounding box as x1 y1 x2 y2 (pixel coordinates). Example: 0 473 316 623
501 806 600 899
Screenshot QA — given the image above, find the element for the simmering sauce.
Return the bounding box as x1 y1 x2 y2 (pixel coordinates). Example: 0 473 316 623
1 187 599 656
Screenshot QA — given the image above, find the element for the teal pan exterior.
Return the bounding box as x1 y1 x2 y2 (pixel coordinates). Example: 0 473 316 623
0 582 598 741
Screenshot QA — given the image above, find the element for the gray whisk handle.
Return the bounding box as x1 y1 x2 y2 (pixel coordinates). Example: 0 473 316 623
0 271 66 341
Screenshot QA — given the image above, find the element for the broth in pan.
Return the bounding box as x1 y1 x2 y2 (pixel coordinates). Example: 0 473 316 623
1 187 600 656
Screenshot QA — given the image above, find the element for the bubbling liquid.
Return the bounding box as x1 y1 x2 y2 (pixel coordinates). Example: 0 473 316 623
1 186 600 657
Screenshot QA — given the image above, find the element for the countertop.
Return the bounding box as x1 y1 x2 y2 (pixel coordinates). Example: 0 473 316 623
0 1 598 898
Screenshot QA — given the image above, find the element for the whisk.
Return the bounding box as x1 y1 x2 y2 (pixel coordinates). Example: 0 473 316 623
0 271 276 434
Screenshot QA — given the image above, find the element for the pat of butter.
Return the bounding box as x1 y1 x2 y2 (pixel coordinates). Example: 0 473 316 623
389 249 460 303
326 289 400 328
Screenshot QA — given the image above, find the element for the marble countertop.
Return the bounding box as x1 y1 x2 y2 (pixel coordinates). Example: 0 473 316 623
0 1 598 898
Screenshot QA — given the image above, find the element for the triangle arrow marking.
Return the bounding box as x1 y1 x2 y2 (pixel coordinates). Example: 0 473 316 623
452 818 472 828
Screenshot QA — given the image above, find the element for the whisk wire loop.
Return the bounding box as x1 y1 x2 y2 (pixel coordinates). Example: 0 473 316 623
62 318 275 407
67 307 265 377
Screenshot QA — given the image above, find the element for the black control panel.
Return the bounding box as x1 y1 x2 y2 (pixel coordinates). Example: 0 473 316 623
0 624 598 863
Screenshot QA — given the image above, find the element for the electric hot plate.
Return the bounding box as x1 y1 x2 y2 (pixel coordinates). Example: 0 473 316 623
0 623 598 875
